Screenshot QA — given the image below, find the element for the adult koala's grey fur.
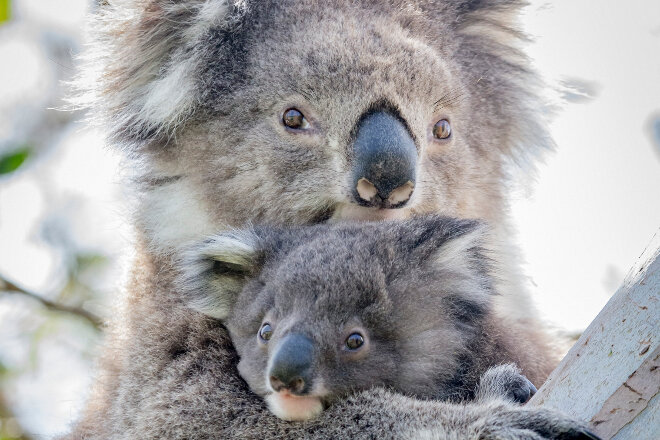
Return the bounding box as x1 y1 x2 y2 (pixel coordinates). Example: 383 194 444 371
66 0 592 438
179 217 544 422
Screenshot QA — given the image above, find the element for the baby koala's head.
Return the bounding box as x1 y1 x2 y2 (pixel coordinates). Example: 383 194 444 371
178 216 493 421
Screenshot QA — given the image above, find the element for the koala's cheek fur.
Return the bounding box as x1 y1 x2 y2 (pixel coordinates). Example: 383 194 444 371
234 339 271 397
393 325 469 397
170 120 343 228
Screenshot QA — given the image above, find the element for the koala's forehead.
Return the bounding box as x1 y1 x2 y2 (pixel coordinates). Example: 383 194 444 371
258 231 394 317
203 3 456 117
259 17 446 83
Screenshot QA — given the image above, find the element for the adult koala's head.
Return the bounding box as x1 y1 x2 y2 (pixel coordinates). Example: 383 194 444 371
79 0 548 249
177 216 493 421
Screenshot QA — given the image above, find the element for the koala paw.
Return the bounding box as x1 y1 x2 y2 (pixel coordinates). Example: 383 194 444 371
477 404 602 440
470 366 601 440
476 364 537 404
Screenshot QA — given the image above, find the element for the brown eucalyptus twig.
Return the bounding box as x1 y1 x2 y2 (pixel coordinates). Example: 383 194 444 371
0 275 103 329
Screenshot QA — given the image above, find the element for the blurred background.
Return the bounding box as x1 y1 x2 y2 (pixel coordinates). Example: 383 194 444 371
0 0 658 438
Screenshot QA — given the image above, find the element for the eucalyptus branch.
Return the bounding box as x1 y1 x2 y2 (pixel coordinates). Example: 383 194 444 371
0 275 103 329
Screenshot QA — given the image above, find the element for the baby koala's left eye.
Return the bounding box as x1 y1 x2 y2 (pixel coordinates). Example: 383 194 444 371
259 323 273 342
345 332 364 350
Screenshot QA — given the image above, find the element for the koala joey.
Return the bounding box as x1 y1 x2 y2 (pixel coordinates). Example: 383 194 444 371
179 216 540 421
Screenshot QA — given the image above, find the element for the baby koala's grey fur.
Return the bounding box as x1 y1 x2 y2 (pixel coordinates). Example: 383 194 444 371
179 217 548 420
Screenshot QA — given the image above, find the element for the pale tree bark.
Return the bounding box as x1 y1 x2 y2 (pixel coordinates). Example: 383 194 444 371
529 231 660 440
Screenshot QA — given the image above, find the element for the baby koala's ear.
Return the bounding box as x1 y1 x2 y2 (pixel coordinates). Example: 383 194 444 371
177 229 261 320
431 219 487 270
399 215 487 265
394 215 492 290
397 216 493 305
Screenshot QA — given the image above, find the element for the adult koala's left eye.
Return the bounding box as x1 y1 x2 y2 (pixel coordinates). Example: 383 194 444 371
282 108 310 130
433 119 451 140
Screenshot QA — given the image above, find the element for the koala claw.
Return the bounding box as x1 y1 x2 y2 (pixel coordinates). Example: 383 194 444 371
510 375 537 404
475 405 604 440
579 429 603 440
476 364 538 404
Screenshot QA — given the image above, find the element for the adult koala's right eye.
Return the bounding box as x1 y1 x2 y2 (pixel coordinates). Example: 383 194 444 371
282 108 310 130
433 119 451 140
259 323 273 342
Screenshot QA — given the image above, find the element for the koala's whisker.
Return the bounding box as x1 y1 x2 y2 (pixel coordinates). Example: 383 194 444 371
298 88 318 103
433 88 463 108
436 92 470 110
434 95 463 111
433 86 469 111
433 77 484 111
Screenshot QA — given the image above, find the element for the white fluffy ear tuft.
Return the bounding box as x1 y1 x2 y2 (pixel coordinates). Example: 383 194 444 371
177 229 259 320
434 223 488 269
431 221 494 305
73 0 247 148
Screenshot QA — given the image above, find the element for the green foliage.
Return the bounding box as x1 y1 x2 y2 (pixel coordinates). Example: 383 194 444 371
58 252 109 307
0 149 29 175
0 0 9 25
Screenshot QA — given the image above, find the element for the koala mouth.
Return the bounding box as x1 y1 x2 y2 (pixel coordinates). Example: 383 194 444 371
265 391 324 421
328 203 412 223
310 195 415 224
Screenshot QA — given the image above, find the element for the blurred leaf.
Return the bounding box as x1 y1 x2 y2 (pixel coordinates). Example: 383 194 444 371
28 321 56 371
558 77 600 104
0 0 9 25
57 252 109 304
644 112 660 161
0 149 29 175
651 116 660 155
75 253 108 271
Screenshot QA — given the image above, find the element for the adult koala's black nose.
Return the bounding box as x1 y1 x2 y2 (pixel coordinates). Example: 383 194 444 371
351 111 417 209
268 334 314 395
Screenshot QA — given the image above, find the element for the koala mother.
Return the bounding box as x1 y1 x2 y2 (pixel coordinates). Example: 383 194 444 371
67 0 588 439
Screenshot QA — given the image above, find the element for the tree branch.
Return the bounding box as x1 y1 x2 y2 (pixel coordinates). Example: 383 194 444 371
0 275 103 329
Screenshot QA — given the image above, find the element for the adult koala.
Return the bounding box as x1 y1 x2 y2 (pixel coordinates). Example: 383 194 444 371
66 0 588 438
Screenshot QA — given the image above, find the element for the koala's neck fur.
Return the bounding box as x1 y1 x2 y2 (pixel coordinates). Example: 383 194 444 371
130 163 536 327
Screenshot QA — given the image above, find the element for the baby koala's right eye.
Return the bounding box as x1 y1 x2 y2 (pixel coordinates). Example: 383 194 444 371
345 332 364 350
259 323 273 342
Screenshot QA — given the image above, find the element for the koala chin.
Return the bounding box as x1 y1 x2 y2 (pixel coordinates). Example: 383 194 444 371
265 394 324 422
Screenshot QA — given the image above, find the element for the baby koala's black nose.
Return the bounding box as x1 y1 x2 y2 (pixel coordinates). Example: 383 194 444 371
268 333 314 395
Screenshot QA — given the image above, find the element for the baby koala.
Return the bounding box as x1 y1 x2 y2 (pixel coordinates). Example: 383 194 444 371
178 216 538 421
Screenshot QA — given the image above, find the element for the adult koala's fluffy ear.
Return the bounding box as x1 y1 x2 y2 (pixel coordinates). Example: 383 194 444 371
74 0 248 150
178 230 261 320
